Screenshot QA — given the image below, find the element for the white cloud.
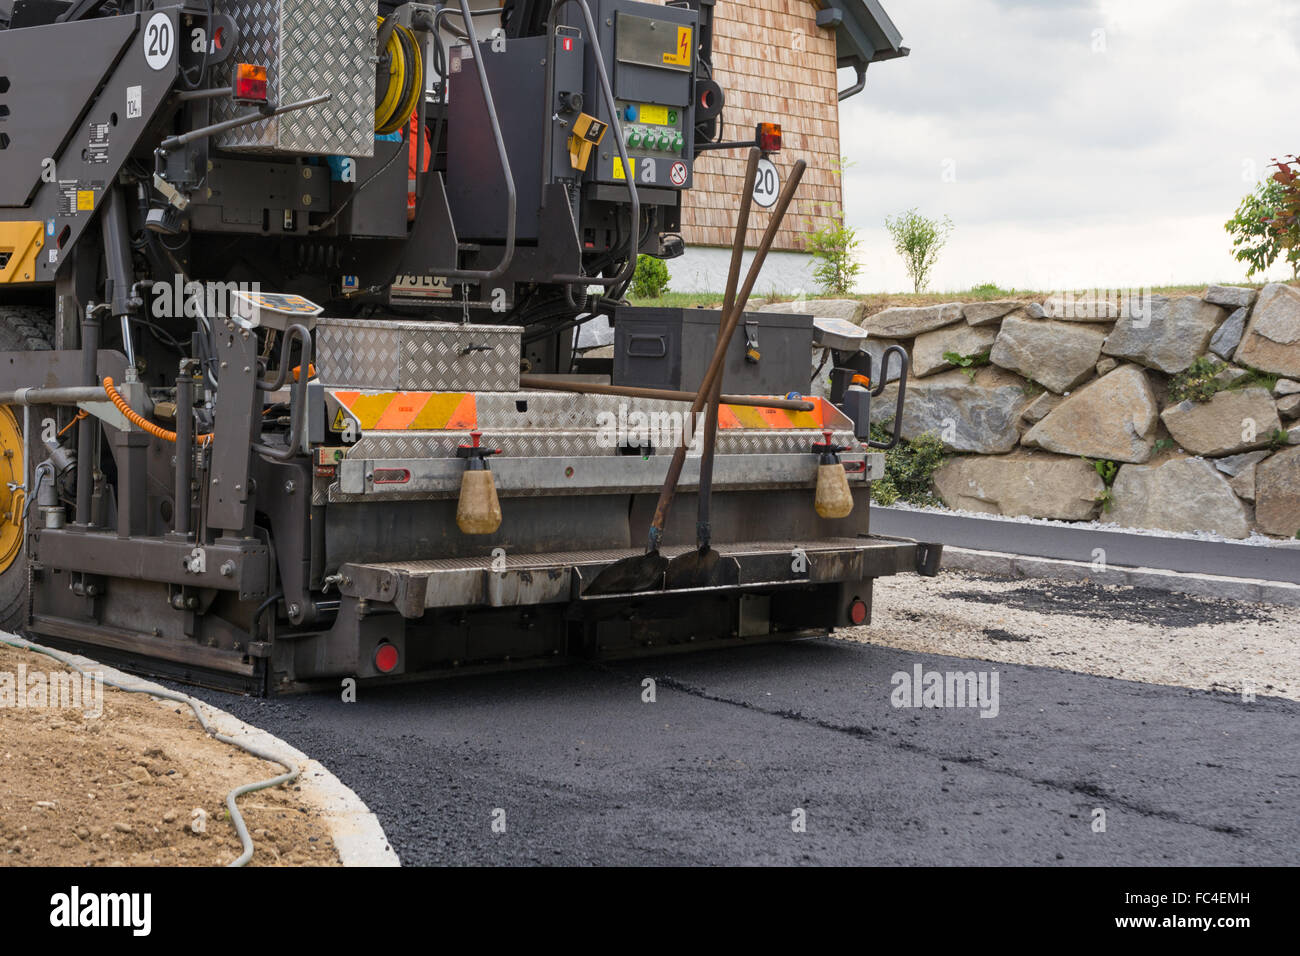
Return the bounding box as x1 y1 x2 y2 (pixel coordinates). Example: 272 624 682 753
839 0 1300 292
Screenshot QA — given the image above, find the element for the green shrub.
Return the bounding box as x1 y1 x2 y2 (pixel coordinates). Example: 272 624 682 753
869 426 947 507
630 255 670 299
968 282 1012 299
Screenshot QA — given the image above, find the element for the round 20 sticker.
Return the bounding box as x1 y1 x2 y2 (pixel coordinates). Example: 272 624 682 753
143 12 175 71
753 158 780 208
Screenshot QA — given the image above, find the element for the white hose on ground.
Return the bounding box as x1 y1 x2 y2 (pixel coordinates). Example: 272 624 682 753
0 633 299 867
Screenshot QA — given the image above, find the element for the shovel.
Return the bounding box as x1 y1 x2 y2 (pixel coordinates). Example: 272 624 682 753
663 152 761 589
586 150 807 595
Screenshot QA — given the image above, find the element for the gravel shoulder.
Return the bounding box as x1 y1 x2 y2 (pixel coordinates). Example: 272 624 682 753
841 570 1299 701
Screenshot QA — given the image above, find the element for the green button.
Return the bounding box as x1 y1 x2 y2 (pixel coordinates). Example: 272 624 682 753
627 128 643 148
658 131 673 150
671 132 684 151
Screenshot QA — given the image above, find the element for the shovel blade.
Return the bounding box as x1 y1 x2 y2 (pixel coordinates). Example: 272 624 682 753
663 547 723 591
585 551 669 596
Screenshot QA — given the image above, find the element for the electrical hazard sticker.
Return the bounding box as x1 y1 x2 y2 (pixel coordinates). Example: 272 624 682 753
612 156 636 181
663 26 692 67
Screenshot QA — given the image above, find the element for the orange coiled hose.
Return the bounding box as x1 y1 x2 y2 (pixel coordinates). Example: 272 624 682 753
102 377 214 446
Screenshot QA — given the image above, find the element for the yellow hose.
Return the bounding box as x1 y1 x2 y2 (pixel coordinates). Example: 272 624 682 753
375 18 423 135
102 376 213 445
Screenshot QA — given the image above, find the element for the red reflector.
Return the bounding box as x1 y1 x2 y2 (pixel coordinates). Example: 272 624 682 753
562 37 574 51
374 643 400 673
372 468 411 485
756 122 782 153
233 63 268 103
848 598 868 625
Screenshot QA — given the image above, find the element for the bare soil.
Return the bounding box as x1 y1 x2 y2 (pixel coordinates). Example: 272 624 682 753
0 642 340 866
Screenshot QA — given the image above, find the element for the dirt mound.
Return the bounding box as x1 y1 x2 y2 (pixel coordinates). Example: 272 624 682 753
0 643 339 866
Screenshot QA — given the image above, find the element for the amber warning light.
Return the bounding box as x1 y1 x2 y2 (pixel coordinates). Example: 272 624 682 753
233 63 268 103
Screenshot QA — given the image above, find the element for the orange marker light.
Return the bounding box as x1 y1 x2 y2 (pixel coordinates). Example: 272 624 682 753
756 122 782 152
233 63 268 103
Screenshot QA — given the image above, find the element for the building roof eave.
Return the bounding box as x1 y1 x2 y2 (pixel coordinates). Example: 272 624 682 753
815 0 908 69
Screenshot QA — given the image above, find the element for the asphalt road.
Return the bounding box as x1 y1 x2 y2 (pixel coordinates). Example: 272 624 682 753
184 637 1299 866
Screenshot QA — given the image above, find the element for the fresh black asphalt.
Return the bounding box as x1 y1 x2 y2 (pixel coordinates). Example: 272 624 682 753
180 637 1299 866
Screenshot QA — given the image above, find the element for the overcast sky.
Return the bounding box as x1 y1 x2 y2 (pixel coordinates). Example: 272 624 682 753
837 0 1300 294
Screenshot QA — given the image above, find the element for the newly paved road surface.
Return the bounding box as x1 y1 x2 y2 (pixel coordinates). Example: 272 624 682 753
184 637 1299 866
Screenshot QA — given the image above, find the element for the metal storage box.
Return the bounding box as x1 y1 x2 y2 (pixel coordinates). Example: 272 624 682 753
613 307 814 395
212 0 375 156
315 318 521 392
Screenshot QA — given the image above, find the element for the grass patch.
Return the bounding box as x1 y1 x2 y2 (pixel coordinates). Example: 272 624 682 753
1169 356 1281 404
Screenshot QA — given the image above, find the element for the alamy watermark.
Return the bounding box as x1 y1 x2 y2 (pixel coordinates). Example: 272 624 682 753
150 274 261 319
1044 287 1153 326
0 663 104 718
890 662 1000 718
595 404 707 453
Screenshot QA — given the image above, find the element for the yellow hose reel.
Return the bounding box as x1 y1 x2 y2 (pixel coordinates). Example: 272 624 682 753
375 16 424 136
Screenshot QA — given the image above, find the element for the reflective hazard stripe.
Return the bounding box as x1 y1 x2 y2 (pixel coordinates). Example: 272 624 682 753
330 391 477 431
717 397 829 429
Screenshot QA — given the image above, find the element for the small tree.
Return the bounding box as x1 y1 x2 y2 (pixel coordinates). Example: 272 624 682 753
884 209 953 293
803 157 862 296
1222 176 1294 278
805 219 862 296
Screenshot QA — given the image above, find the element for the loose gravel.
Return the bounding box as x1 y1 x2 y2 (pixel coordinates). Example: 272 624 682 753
841 570 1299 701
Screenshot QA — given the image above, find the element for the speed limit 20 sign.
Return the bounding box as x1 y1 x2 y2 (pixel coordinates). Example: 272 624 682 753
752 158 780 208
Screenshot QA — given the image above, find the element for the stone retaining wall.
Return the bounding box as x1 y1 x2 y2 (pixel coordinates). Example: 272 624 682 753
776 285 1300 540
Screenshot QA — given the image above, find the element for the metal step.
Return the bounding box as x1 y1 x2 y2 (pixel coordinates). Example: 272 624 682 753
338 536 938 616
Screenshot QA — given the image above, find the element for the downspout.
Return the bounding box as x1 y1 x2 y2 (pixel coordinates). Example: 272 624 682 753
838 59 867 101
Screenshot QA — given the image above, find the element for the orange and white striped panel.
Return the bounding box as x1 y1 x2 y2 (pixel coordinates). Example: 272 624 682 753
329 391 477 432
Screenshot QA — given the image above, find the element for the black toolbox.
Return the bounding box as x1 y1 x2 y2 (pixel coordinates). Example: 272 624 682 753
612 307 814 395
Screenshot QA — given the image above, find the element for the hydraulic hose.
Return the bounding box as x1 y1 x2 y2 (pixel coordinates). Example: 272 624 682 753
0 634 299 867
102 376 214 446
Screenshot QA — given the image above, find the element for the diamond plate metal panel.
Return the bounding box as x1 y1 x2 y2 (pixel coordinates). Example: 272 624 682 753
212 0 375 156
315 318 520 391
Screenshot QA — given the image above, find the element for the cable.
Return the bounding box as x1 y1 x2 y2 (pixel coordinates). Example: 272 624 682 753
0 634 298 867
309 140 406 234
103 376 213 445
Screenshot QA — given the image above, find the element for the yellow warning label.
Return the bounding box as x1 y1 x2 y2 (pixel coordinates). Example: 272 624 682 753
331 408 349 432
663 26 692 67
612 156 636 181
76 190 95 212
639 104 669 126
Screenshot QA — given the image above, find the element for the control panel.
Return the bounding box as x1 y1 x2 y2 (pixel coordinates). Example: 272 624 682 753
578 1 697 192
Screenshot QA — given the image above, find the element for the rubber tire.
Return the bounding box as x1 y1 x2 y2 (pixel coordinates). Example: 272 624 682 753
0 305 54 633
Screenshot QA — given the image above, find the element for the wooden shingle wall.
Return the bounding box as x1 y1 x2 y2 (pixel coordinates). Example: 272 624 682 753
682 0 844 251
